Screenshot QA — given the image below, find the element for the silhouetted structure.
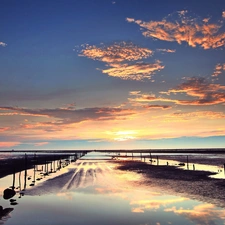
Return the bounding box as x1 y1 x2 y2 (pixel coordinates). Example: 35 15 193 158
0 206 14 221
3 167 16 200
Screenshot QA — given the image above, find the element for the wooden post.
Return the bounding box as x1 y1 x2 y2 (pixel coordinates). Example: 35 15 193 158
33 153 36 182
19 171 21 190
12 167 15 189
132 152 133 160
140 152 142 160
45 161 47 172
157 156 159 165
24 154 27 190
187 155 189 169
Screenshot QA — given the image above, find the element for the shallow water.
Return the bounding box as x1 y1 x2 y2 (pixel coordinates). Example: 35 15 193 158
0 152 225 225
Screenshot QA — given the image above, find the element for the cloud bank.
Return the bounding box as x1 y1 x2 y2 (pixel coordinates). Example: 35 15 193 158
0 105 135 125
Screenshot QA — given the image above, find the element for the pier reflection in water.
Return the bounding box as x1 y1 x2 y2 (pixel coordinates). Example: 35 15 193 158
0 152 225 225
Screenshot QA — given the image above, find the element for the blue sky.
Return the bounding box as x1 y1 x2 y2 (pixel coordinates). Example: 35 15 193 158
0 0 225 150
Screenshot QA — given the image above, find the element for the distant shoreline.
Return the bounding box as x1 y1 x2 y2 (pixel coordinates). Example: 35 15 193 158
0 148 225 154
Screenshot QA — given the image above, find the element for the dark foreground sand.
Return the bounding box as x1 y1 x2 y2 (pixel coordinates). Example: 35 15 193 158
116 161 225 208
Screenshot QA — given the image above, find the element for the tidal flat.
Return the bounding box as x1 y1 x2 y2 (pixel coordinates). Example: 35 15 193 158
0 151 225 225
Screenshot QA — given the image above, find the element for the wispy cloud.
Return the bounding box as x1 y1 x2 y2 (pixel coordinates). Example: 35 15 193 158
212 63 225 77
129 91 173 105
127 10 225 49
0 42 7 47
130 197 187 212
156 48 176 53
79 42 164 81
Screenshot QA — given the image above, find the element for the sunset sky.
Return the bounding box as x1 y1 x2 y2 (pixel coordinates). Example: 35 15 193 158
0 0 225 150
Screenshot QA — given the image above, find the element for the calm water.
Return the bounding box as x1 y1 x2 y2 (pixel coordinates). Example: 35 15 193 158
0 152 225 225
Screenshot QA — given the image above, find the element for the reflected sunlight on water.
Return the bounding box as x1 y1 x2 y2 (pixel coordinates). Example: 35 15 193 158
0 152 225 225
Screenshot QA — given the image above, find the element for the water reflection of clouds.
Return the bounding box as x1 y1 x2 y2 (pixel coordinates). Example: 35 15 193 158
164 204 225 225
130 197 187 213
57 192 74 201
2 159 225 225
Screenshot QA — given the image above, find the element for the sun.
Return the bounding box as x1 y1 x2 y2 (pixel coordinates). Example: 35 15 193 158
113 130 138 141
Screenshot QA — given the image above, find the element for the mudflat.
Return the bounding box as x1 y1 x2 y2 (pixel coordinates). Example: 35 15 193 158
116 160 225 208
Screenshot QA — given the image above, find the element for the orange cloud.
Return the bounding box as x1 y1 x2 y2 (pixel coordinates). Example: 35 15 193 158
80 42 153 63
130 197 187 212
128 91 175 106
0 142 20 148
223 11 225 18
127 11 225 49
80 42 164 81
102 61 164 80
142 104 172 110
167 77 225 105
129 77 225 106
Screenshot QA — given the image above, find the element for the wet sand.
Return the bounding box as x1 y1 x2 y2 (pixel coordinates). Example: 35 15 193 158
116 160 225 208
